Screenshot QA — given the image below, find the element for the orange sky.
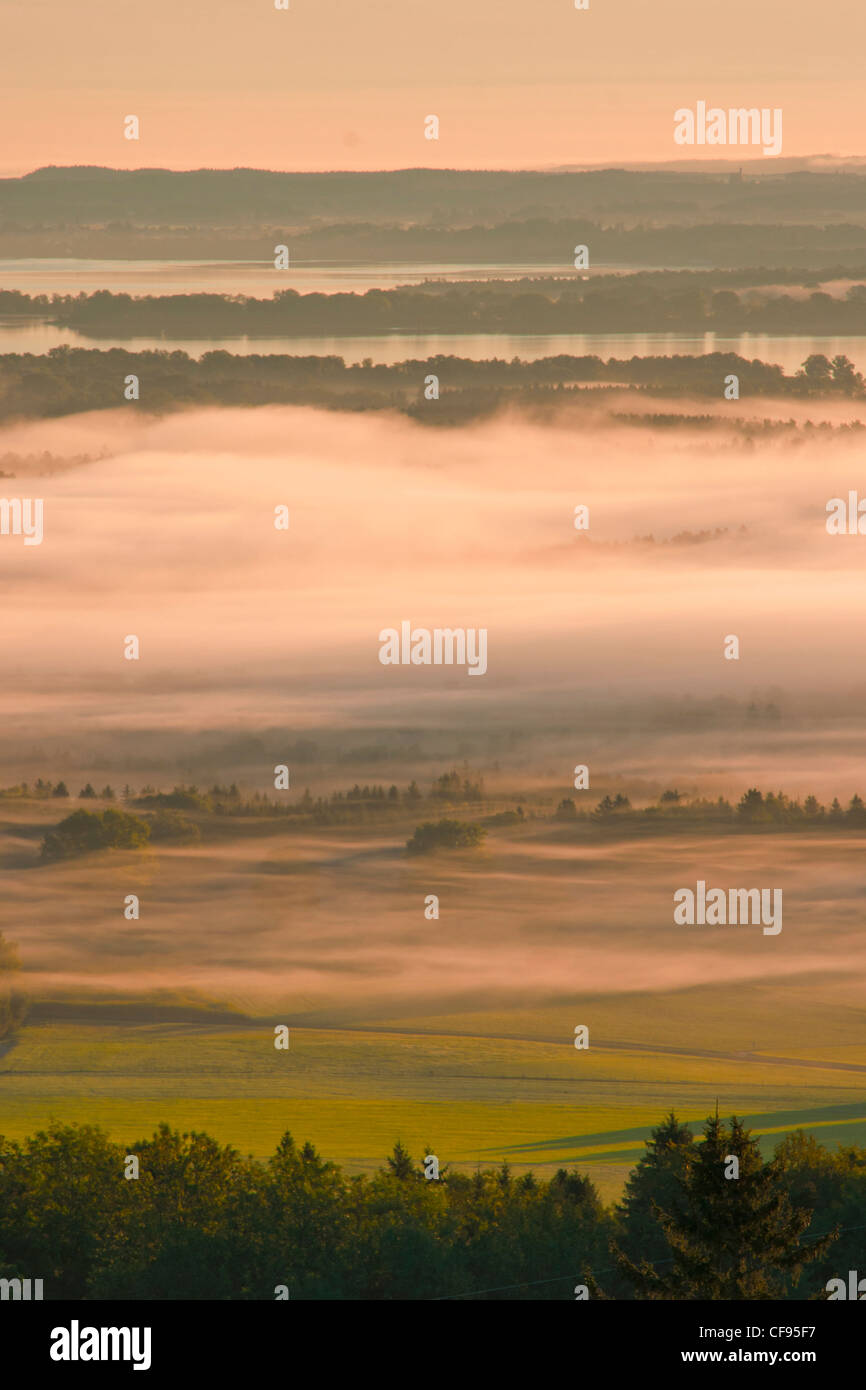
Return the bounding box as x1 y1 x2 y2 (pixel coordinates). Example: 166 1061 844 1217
1 0 864 173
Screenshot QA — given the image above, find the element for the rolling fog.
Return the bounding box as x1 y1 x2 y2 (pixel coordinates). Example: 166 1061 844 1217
6 822 866 1036
1 401 866 1025
1 401 866 795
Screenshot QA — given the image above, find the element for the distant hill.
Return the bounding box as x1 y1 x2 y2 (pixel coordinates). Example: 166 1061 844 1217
3 164 866 230
3 166 866 267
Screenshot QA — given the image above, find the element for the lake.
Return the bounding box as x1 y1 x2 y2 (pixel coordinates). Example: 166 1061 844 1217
1 258 864 372
1 317 864 374
0 257 640 297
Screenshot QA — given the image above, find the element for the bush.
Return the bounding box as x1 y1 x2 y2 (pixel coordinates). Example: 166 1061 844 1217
40 808 151 861
406 819 486 854
147 809 201 843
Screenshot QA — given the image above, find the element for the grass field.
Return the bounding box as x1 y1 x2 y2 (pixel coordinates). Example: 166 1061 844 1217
3 803 866 1203
3 1002 866 1202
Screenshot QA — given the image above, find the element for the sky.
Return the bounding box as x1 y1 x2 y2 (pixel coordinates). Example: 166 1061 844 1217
1 0 864 174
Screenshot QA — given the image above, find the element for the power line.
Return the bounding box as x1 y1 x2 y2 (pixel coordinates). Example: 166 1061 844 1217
432 1222 866 1300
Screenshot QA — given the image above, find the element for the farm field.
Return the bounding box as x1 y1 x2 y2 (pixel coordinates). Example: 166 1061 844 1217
3 1000 865 1202
2 792 866 1200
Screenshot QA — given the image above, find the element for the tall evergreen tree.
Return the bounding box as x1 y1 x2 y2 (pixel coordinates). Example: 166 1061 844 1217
385 1140 415 1180
616 1111 696 1271
614 1114 835 1299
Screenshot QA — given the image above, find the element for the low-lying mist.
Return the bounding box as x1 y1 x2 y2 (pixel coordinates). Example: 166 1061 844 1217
2 401 866 1035
2 401 866 796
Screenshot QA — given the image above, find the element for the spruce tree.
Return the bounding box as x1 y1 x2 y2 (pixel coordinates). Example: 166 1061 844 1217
614 1113 835 1298
616 1111 696 1269
385 1140 415 1180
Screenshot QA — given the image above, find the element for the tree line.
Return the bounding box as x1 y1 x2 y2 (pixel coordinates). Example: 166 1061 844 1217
0 1112 861 1299
0 347 862 426
557 786 866 830
6 772 486 815
3 277 866 336
2 207 866 263
28 781 866 862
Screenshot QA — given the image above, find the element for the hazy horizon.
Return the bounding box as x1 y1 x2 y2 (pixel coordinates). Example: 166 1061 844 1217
3 0 865 174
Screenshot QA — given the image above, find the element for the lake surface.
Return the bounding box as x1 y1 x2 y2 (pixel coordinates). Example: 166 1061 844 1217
0 258 639 297
1 318 864 374
0 258 863 371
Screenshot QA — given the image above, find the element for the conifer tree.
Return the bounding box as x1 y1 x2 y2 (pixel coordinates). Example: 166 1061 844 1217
614 1113 835 1298
616 1111 696 1268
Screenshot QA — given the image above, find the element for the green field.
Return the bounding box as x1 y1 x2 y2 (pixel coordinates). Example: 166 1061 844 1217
4 809 866 1203
4 1003 866 1202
